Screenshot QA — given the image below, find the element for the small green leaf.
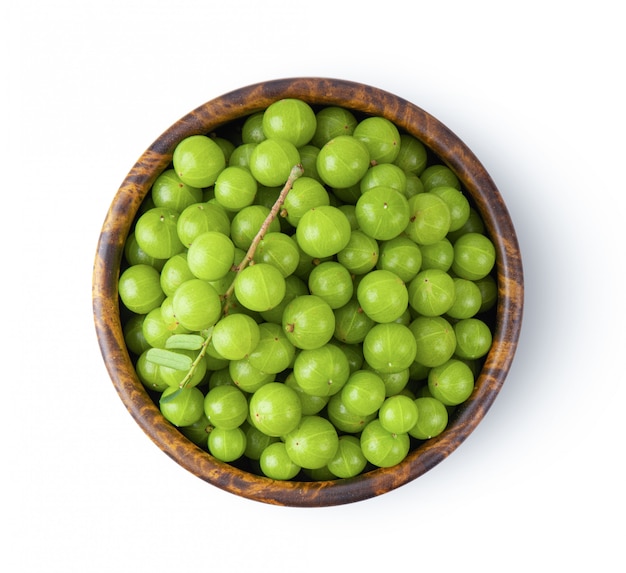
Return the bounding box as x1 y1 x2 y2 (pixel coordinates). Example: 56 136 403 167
146 348 193 371
159 388 182 404
165 334 205 351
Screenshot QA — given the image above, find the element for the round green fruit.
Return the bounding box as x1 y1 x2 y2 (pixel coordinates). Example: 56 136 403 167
360 419 410 468
159 386 205 427
118 264 165 315
262 98 317 147
173 134 226 188
284 415 339 470
316 135 370 189
296 205 351 258
249 382 302 437
282 295 335 350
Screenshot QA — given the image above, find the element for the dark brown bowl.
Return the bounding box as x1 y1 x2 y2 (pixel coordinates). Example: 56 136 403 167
93 78 523 507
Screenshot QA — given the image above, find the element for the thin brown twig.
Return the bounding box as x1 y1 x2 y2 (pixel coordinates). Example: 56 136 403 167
178 163 304 388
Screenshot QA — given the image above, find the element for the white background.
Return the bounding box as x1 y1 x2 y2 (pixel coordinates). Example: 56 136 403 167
4 1 624 571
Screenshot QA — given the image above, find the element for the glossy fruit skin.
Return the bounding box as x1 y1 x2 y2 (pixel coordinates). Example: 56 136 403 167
173 134 226 188
159 386 205 427
447 278 483 319
333 299 375 344
151 169 203 212
451 232 496 280
136 350 170 392
243 423 278 460
370 367 410 397
187 231 235 282
282 295 336 350
308 261 354 309
260 442 301 480
141 307 173 349
247 322 296 374
316 135 370 189
393 134 428 175
341 370 386 416
260 274 308 324
353 116 401 164
293 344 351 397
420 164 461 192
284 415 339 470
214 166 258 212
296 205 351 258
447 207 486 243
253 232 300 278
262 98 317 148
208 427 247 462
134 207 185 260
204 385 249 430
179 414 212 447
176 202 231 248
241 112 266 144
234 263 286 312
475 274 498 313
123 232 166 270
363 322 417 374
123 314 150 356
229 358 273 393
407 269 456 317
379 395 419 434
327 435 367 478
377 236 423 283
334 343 363 373
360 163 407 196
229 142 257 170
409 316 457 368
159 350 207 389
171 279 222 332
419 239 454 272
311 106 357 148
285 373 329 416
405 193 451 246
357 269 409 323
360 419 410 468
211 313 261 361
409 397 449 439
327 393 376 433
249 138 301 187
430 185 470 232
454 318 493 359
337 230 379 275
249 382 303 438
355 187 410 241
159 253 194 297
282 177 329 227
231 204 281 250
118 264 165 315
428 359 475 406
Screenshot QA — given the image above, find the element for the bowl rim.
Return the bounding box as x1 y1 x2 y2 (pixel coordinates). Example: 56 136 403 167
92 77 524 507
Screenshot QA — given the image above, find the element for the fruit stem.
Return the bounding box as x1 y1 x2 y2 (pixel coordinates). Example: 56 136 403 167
179 164 304 388
178 327 213 388
222 163 304 312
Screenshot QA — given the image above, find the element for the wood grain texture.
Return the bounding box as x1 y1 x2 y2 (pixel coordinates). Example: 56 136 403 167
93 78 524 507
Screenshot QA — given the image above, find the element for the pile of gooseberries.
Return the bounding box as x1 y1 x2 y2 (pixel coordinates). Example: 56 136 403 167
118 98 497 481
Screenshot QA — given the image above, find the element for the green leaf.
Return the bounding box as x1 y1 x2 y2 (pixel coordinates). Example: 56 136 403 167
146 348 193 371
159 388 182 404
165 334 205 351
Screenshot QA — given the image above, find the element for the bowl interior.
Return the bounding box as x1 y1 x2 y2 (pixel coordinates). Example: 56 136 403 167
92 77 524 507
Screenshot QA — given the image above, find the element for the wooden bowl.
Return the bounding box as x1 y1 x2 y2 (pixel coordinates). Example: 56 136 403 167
92 78 524 507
